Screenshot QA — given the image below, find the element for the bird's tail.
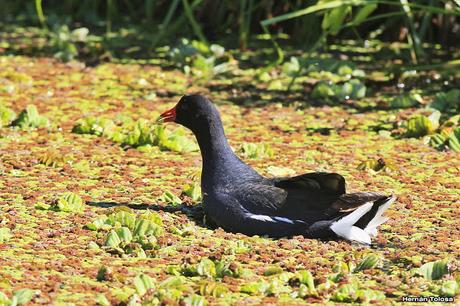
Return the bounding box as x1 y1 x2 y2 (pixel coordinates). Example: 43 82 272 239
330 195 395 244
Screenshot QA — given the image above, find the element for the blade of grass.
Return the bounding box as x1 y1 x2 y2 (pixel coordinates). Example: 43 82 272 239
261 23 285 65
106 0 113 34
261 0 460 27
181 0 208 44
34 0 47 29
400 0 423 64
418 0 434 42
149 0 181 50
239 0 254 49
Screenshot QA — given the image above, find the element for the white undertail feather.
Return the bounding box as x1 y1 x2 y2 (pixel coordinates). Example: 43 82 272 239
364 196 395 237
330 197 395 244
330 201 373 244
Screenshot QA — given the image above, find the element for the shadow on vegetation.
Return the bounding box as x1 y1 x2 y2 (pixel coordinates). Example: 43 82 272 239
87 201 207 226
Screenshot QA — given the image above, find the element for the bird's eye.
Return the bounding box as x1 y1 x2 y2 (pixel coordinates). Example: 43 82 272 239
181 103 189 111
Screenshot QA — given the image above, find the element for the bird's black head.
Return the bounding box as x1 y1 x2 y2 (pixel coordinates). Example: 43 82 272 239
158 94 221 134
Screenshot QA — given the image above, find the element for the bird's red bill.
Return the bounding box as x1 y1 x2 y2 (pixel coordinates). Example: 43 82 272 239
158 106 176 123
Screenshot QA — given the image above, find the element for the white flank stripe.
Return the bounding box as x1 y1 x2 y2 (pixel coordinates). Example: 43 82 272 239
246 214 304 224
273 216 295 224
247 213 275 222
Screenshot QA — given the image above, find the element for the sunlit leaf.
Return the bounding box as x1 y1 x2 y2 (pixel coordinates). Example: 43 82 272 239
418 260 449 280
134 274 156 296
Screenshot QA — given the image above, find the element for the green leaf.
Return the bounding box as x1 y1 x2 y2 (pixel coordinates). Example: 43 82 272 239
104 230 121 247
183 182 202 202
354 254 380 272
134 274 156 296
447 127 460 152
405 114 438 138
159 190 182 206
266 166 295 177
428 89 460 112
390 93 421 108
159 276 185 288
115 227 133 243
95 294 110 306
429 133 447 150
12 289 37 305
331 283 359 302
181 294 207 306
240 281 268 294
352 4 378 25
282 57 300 77
96 266 109 282
50 192 85 213
215 260 241 278
312 81 335 99
265 278 291 295
0 291 10 305
339 79 366 100
197 258 216 278
264 266 283 276
72 117 117 137
0 106 16 128
418 260 449 280
85 215 109 231
322 5 351 35
210 44 225 57
240 142 273 159
439 280 459 297
133 219 162 238
108 211 136 229
297 270 316 293
199 281 228 297
124 119 154 147
11 104 49 129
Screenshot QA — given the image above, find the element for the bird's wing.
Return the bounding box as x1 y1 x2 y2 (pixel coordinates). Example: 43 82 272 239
329 192 387 212
273 172 346 195
271 172 392 238
271 172 346 217
228 183 288 215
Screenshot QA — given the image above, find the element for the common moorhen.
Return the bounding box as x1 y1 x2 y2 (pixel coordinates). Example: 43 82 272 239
158 94 395 244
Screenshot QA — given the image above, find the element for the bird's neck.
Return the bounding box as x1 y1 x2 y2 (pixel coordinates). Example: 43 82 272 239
193 118 261 189
195 119 239 165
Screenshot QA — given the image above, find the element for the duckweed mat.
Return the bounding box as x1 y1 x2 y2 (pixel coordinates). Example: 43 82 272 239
0 55 459 305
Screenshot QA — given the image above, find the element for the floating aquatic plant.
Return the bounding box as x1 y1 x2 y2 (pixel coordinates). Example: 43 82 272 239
354 254 381 272
36 192 85 213
404 111 440 138
87 209 163 257
428 89 460 113
11 104 49 129
0 106 16 128
389 91 423 109
0 289 38 306
72 116 116 137
39 151 70 167
239 142 273 159
159 190 182 206
418 260 449 280
134 273 156 296
183 182 202 202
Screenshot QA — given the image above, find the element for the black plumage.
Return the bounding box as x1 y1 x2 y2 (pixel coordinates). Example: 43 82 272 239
159 94 395 244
